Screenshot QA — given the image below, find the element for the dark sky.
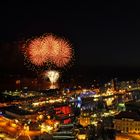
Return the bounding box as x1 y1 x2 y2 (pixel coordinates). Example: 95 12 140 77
0 1 140 74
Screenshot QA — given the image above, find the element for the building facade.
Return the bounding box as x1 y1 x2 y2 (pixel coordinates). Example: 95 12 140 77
114 111 140 134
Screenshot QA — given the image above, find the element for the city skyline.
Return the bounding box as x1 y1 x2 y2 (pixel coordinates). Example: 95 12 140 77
1 2 140 140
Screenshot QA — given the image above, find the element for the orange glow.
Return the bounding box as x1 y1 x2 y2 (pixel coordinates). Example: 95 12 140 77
23 34 73 67
26 37 50 66
77 134 87 140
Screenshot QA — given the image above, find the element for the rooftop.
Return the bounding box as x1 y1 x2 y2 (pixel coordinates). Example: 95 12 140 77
115 111 140 121
5 106 33 116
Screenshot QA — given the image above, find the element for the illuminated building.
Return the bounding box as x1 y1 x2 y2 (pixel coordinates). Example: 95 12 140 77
115 134 132 140
77 129 88 140
77 134 87 140
112 78 118 91
40 120 59 133
104 97 115 106
79 112 90 127
54 105 72 124
54 105 71 115
114 111 140 133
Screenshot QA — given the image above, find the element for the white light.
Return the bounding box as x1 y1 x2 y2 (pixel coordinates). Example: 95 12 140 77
44 70 60 84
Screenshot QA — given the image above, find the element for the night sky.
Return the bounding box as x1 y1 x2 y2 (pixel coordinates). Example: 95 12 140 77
0 1 139 78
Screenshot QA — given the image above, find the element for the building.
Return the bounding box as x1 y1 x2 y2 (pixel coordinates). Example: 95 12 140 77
53 123 75 139
77 132 87 140
79 112 90 127
114 111 140 134
125 100 140 112
3 106 36 120
115 134 132 140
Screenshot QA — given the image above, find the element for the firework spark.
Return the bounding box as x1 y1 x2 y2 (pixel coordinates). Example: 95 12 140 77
25 38 49 66
50 39 72 67
43 70 60 84
23 34 73 69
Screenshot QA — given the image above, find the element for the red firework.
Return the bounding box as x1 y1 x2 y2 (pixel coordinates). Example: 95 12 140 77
24 34 73 67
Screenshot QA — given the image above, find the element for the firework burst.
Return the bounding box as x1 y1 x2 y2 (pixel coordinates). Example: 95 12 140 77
24 37 49 66
49 38 72 67
23 34 73 70
43 70 60 83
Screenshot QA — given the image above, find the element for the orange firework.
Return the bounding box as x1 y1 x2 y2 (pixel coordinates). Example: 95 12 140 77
43 35 72 67
50 38 72 67
26 37 50 66
23 34 73 68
